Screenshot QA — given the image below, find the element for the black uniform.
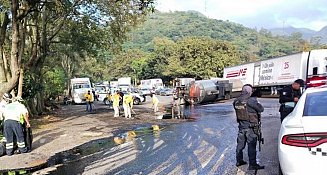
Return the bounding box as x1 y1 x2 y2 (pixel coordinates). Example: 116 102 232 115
279 86 302 122
234 95 264 168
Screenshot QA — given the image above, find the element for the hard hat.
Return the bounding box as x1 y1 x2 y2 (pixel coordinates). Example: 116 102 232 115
2 93 12 102
15 96 24 102
113 137 124 145
152 125 160 131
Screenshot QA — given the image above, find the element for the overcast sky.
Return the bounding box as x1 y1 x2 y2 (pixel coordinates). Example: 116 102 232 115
156 0 327 31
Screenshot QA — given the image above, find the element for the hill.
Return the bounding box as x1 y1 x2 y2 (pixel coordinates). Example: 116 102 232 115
124 11 311 60
270 26 327 43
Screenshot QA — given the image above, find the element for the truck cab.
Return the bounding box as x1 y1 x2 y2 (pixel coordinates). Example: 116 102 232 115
70 78 92 104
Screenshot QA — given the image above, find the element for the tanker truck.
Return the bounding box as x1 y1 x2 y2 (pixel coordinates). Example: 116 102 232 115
174 78 232 104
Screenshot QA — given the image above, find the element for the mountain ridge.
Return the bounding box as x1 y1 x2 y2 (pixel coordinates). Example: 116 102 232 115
270 26 327 43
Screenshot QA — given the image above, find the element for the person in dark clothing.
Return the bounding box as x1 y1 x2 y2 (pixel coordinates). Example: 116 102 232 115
279 79 304 122
234 85 265 170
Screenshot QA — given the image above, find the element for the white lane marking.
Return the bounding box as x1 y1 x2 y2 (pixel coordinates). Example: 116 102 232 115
83 149 138 175
208 147 230 175
149 153 178 175
153 140 164 150
183 132 188 139
195 145 217 169
167 164 183 175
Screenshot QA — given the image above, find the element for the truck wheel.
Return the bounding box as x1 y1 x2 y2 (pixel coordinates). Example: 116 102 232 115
104 98 110 105
25 128 33 152
0 143 5 156
133 98 140 105
225 92 231 100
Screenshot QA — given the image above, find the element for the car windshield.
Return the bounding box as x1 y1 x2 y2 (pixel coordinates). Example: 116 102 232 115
73 84 90 89
303 90 327 116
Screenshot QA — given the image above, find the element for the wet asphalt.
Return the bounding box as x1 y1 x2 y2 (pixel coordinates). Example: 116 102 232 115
48 98 281 175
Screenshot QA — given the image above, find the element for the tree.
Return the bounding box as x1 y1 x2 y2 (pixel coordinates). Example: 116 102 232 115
0 0 155 115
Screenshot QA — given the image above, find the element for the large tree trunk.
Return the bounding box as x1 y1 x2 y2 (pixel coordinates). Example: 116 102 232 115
0 0 20 97
0 12 10 83
0 48 6 83
27 98 37 117
17 68 24 97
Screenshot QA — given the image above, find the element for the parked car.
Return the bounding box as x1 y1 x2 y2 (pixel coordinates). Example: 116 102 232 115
154 88 162 95
139 88 152 96
278 85 327 175
94 85 109 102
160 88 174 96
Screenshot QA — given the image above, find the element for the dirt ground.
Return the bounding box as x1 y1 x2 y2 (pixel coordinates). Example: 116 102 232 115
0 96 179 172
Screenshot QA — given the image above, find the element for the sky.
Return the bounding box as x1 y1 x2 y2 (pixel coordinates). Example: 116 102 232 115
156 0 327 31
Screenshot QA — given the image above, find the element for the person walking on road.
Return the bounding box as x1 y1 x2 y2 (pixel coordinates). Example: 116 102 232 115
85 90 94 112
150 93 159 113
2 94 31 156
123 93 133 119
233 84 265 170
112 91 121 117
279 79 304 122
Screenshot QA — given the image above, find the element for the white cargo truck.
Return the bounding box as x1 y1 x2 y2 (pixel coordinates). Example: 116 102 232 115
140 79 164 90
70 78 92 104
224 49 327 94
118 77 132 92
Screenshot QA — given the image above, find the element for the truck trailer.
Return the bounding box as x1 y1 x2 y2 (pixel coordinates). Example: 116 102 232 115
140 79 164 90
118 77 132 92
224 49 327 95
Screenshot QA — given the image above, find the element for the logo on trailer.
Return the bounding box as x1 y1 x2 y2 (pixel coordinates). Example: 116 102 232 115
284 62 289 69
226 68 247 78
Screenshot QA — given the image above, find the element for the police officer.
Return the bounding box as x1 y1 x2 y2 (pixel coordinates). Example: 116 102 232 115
2 95 30 156
234 84 265 170
279 79 304 122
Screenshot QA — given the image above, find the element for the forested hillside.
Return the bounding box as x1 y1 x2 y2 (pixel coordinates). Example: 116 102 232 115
124 11 312 61
100 11 323 83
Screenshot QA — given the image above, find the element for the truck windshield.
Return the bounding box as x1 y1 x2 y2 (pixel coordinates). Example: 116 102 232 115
303 90 327 116
73 84 90 89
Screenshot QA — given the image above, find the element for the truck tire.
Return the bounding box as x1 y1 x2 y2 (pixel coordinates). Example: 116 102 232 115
0 143 5 156
104 98 110 105
24 127 33 152
133 98 140 105
225 92 231 100
21 124 33 152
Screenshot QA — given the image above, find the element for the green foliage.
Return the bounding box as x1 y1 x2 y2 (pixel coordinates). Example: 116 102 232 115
44 69 66 99
22 71 43 100
109 37 241 82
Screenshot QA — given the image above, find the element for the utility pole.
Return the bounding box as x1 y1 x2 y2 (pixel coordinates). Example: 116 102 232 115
282 20 285 35
204 0 208 17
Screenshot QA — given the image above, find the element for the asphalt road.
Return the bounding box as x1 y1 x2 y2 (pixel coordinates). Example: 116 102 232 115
48 97 282 175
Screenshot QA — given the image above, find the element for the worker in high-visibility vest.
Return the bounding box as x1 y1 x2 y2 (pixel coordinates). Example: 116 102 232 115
2 95 30 156
84 90 94 112
112 91 121 117
150 93 159 112
123 93 133 119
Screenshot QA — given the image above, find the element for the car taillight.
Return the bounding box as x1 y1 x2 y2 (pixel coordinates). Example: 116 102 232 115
306 76 327 88
282 133 327 148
